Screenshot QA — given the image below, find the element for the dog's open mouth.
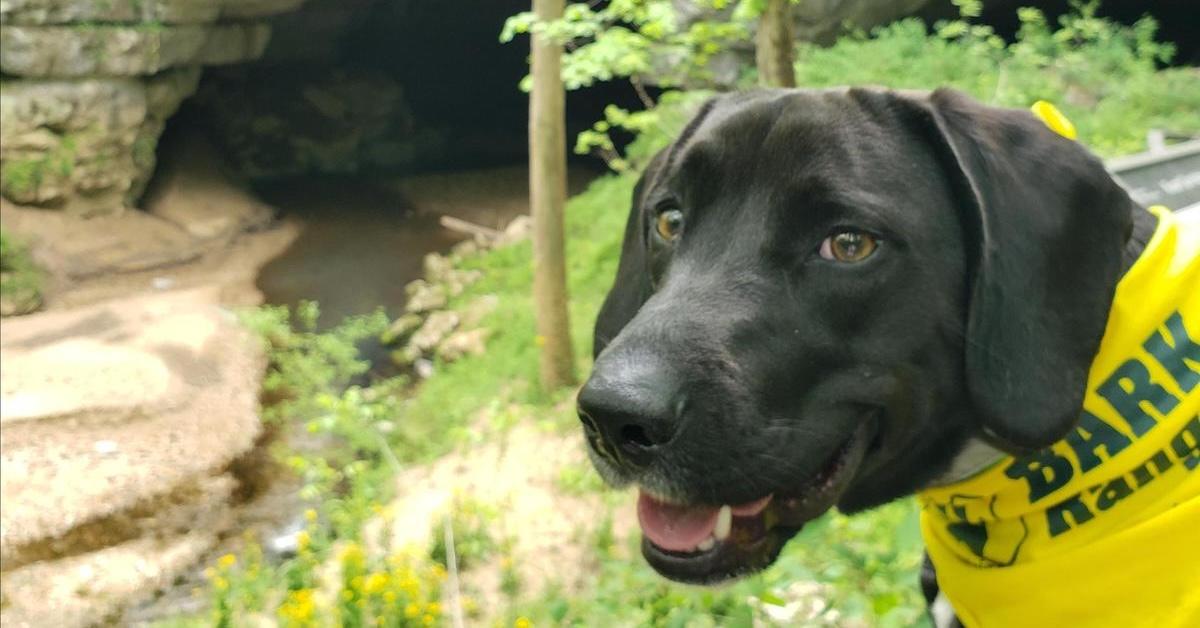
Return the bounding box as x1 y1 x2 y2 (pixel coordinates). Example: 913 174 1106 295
636 420 874 584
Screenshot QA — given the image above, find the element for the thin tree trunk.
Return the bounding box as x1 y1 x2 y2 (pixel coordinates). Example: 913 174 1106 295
529 0 576 389
756 0 796 88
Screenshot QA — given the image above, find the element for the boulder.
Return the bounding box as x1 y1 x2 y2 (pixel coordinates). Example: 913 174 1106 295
404 279 447 314
494 215 532 248
407 311 460 355
380 312 424 346
436 328 490 363
422 252 454 284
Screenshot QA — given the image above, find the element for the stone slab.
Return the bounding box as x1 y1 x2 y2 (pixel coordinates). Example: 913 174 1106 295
0 287 264 553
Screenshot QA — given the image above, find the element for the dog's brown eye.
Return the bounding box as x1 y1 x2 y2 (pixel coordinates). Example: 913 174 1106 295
656 209 684 241
820 231 878 262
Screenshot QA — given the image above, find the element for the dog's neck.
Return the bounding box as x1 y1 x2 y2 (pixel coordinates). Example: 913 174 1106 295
1122 203 1159 274
934 204 1161 486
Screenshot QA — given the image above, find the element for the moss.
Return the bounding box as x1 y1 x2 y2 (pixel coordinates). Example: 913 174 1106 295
1 159 47 198
0 229 43 316
132 132 159 170
1 138 78 202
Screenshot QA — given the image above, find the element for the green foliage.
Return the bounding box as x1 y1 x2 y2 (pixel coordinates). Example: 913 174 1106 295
239 302 388 424
429 496 500 570
502 1 748 171
794 3 1195 157
502 0 746 91
0 228 43 316
510 1 1197 169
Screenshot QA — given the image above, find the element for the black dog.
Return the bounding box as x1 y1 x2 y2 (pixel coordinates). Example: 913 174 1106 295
575 87 1182 616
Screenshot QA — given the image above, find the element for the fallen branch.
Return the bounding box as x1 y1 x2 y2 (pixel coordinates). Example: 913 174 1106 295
439 215 502 241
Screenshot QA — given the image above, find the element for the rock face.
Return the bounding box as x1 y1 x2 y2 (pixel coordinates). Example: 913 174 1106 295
0 287 265 626
0 0 305 216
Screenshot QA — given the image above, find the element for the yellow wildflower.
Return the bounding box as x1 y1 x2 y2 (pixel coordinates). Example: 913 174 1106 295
363 572 389 595
405 603 420 618
515 617 534 628
426 602 441 615
279 589 316 623
339 542 365 566
304 508 318 522
217 554 237 569
422 615 435 626
297 530 310 551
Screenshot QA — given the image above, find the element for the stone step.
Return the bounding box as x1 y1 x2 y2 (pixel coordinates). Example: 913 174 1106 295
0 288 264 555
0 530 219 628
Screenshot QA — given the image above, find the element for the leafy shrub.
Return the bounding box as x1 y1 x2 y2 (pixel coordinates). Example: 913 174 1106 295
792 2 1197 157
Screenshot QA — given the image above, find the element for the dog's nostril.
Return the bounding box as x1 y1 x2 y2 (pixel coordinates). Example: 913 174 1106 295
620 424 656 449
578 410 599 434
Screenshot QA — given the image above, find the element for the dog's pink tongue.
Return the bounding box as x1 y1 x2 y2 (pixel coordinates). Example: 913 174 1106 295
637 491 719 552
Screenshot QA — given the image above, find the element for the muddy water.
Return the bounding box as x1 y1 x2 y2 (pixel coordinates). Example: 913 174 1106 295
254 165 599 325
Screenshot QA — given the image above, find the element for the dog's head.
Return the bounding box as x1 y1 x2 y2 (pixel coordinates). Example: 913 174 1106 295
576 88 1137 583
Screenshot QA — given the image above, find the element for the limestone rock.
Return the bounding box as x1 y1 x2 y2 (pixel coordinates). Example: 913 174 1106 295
0 69 199 214
0 287 264 553
404 279 447 314
407 311 460 355
220 0 307 20
0 0 219 26
443 268 483 297
437 328 490 363
422 252 454 284
495 215 533 247
380 312 424 346
450 239 480 260
0 25 211 77
390 344 422 369
0 532 218 628
0 0 305 215
194 22 274 66
1 200 204 278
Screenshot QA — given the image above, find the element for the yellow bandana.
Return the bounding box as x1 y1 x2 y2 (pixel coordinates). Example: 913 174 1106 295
919 205 1200 627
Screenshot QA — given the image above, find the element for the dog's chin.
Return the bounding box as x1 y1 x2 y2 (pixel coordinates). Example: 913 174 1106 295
635 419 876 585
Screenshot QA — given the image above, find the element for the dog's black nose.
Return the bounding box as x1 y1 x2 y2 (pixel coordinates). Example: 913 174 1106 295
577 356 683 469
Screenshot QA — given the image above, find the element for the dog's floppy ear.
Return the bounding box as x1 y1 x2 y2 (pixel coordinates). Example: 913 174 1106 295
924 88 1135 452
592 148 669 358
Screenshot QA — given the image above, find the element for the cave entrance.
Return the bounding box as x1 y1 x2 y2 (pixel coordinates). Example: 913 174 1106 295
141 0 625 324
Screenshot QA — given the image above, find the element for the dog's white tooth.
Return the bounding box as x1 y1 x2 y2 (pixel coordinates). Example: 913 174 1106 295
714 505 732 540
697 537 715 551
